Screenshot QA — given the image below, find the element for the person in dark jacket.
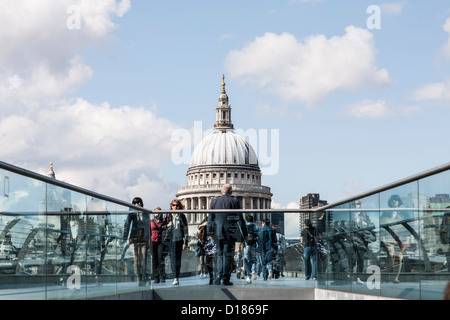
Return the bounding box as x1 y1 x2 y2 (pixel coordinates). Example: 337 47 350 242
244 215 259 283
123 197 150 286
301 219 317 280
208 184 247 285
167 199 189 285
258 218 277 280
150 207 168 283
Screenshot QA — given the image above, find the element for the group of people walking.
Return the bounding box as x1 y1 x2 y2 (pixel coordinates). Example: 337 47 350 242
123 197 188 286
197 184 286 285
122 184 286 287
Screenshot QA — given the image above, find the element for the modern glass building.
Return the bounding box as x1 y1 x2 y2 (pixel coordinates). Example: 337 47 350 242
0 160 449 300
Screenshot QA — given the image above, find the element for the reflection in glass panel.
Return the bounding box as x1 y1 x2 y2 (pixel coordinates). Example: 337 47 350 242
348 195 380 296
315 210 327 289
379 182 420 299
323 203 351 291
0 170 46 299
85 198 114 287
40 186 86 299
419 170 450 299
118 207 136 286
109 203 134 294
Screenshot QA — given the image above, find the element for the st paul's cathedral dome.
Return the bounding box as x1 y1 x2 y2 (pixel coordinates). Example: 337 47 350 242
176 75 273 231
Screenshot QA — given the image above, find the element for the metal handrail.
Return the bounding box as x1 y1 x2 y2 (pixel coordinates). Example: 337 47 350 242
316 161 450 211
0 160 144 212
2 160 450 215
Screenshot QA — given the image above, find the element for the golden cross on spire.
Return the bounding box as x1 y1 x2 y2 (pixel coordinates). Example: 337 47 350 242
221 74 226 94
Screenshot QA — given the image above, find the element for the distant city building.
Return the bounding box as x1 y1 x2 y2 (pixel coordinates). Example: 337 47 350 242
300 193 328 210
176 75 275 236
298 193 328 234
430 193 450 207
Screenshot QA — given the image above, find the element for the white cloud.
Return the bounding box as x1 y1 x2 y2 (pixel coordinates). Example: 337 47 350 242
343 179 368 198
343 99 420 118
345 99 390 118
77 0 131 36
1 98 182 206
413 80 450 102
271 201 300 239
285 203 300 239
438 18 450 61
0 115 40 155
414 18 450 103
0 1 184 206
0 0 131 115
0 57 93 115
253 103 291 119
225 26 392 105
0 0 130 72
218 33 234 42
380 2 404 15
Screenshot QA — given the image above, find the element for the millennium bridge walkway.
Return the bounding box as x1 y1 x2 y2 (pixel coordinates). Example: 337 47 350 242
0 161 449 300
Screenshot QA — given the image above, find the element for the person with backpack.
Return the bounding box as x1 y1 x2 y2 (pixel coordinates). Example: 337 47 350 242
196 218 208 278
244 215 259 284
150 207 168 283
203 213 217 285
258 218 277 281
208 184 247 286
123 197 150 286
301 219 318 280
274 225 286 278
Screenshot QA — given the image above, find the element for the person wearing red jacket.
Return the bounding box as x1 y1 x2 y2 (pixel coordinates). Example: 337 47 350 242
150 207 168 283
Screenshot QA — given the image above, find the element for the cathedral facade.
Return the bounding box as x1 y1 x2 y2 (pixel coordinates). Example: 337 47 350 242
176 76 273 231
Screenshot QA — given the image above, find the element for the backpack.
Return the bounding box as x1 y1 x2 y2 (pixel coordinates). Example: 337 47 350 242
204 237 217 255
161 214 173 244
305 227 317 247
246 223 257 246
198 225 206 241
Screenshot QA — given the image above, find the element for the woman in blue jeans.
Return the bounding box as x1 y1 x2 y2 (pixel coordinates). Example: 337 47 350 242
167 199 189 285
244 215 259 283
301 219 317 280
258 219 277 281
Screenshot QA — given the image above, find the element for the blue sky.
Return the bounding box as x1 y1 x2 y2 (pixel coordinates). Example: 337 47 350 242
2 0 450 218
